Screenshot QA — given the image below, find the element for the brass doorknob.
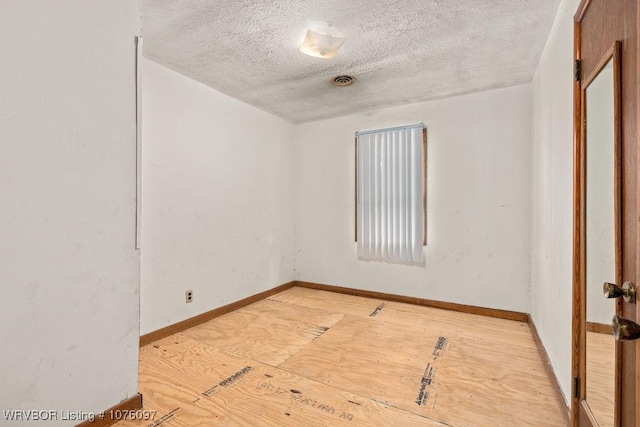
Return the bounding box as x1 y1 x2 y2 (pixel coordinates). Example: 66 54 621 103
603 281 636 303
612 315 640 341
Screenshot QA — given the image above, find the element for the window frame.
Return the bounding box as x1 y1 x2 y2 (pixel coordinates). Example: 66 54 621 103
354 126 427 246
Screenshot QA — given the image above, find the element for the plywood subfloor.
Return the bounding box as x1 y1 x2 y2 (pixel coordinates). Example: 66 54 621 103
118 286 566 427
180 299 345 366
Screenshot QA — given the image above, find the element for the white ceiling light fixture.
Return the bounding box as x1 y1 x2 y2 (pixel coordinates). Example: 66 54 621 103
299 22 346 59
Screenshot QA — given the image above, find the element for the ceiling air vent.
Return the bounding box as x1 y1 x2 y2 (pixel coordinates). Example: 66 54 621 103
331 75 356 87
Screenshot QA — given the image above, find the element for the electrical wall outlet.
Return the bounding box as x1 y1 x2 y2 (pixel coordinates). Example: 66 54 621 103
185 290 193 303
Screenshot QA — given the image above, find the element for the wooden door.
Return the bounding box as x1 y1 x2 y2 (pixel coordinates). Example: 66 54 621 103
573 0 638 426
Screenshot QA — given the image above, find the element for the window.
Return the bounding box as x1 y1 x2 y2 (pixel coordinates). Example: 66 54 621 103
355 124 426 265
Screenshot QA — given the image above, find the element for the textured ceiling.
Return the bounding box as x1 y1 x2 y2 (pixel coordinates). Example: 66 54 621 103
142 0 561 124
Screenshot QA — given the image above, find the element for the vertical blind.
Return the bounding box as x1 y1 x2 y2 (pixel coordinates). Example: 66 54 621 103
357 124 424 265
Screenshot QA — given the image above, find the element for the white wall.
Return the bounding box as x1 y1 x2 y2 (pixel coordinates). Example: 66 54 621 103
140 59 295 335
0 1 140 425
294 85 532 313
531 0 582 404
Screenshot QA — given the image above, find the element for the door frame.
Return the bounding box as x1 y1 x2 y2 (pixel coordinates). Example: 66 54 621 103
572 34 623 425
573 0 639 425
